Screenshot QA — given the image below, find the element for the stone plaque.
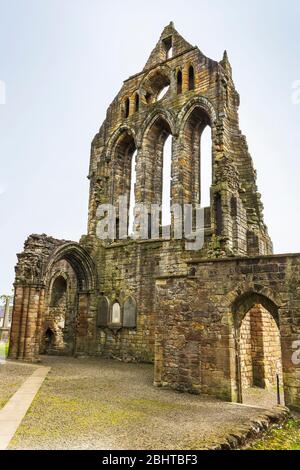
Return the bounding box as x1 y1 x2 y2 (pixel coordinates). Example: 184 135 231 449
111 302 121 324
97 297 109 327
123 296 137 328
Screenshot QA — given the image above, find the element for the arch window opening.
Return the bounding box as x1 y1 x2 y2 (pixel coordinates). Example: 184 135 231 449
157 84 170 101
135 93 139 112
161 135 172 227
239 303 284 407
143 116 172 236
143 72 170 105
124 98 130 118
128 150 137 236
200 126 212 208
214 192 222 236
182 107 212 211
163 36 173 59
177 70 182 94
167 46 173 59
113 132 137 235
188 65 195 91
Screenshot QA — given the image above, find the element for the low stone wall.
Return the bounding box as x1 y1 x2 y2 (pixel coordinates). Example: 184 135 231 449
154 254 300 410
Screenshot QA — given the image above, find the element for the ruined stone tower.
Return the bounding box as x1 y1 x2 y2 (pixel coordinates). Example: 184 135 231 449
9 24 300 410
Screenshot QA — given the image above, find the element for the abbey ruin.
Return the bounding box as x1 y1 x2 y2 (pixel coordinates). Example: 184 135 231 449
9 24 300 410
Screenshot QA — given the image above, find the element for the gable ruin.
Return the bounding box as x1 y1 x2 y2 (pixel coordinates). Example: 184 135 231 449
9 24 300 410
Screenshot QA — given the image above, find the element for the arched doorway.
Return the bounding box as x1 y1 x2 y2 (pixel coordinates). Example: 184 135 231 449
44 328 55 354
44 269 77 356
233 293 284 407
43 243 96 357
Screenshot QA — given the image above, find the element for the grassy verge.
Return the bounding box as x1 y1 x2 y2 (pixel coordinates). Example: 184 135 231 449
0 341 9 359
249 419 300 450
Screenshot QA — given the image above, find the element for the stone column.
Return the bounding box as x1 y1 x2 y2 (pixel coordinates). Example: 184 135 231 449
9 286 24 359
9 285 44 361
34 288 45 358
75 292 90 355
23 287 42 361
86 295 97 354
3 296 11 328
17 286 30 359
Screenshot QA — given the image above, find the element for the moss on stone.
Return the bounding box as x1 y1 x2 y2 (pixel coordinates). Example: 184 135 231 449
249 419 300 450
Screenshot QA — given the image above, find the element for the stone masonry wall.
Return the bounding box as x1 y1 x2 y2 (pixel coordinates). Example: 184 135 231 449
155 254 300 410
240 304 283 389
8 25 300 413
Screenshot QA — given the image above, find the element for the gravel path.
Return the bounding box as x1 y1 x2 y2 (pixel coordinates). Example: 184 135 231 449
0 362 36 409
9 356 279 450
243 386 284 408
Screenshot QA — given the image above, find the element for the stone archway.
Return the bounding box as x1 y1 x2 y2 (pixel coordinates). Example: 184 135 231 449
44 243 97 357
232 292 284 406
9 236 97 361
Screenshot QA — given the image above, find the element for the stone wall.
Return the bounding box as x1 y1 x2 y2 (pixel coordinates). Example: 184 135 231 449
8 25 300 413
87 23 272 259
154 254 300 410
240 311 253 388
240 304 283 389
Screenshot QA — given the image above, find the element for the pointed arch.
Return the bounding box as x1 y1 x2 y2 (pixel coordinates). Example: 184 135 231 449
106 125 137 158
232 291 280 329
137 108 176 147
45 243 96 292
139 65 172 106
177 97 217 138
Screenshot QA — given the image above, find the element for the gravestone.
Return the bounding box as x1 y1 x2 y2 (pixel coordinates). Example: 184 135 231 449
123 297 137 328
97 296 109 327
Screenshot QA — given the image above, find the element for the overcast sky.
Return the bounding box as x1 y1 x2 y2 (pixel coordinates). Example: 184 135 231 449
0 0 300 294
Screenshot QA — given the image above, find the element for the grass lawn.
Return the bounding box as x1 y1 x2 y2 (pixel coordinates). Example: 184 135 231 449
249 419 300 450
0 340 9 359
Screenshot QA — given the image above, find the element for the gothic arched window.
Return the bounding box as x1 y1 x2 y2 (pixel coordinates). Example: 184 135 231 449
188 65 195 91
135 93 139 112
177 70 182 94
124 98 130 118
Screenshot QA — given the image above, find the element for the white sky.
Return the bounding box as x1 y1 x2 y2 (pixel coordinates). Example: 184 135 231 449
0 0 300 293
